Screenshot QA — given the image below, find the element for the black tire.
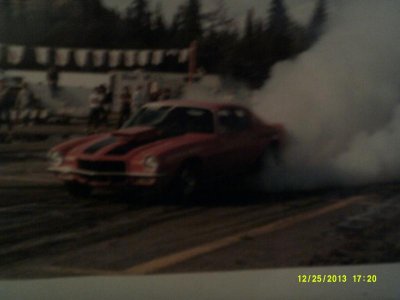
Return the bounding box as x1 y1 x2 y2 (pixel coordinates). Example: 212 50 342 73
251 149 270 174
251 144 280 174
65 182 92 198
171 163 201 202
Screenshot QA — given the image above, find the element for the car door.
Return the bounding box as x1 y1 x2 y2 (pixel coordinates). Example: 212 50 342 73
213 108 253 175
231 108 265 166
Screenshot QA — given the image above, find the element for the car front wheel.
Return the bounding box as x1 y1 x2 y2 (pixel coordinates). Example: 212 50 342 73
171 163 201 202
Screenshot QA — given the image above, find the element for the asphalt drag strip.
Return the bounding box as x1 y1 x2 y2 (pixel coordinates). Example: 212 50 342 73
124 195 367 274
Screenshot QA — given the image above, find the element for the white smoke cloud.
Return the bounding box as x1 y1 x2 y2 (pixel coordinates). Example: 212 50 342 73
252 0 400 190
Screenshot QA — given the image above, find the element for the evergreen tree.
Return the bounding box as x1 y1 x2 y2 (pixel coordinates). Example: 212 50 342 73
181 0 202 45
267 0 290 36
0 0 13 43
253 19 265 39
153 3 166 31
244 9 255 40
198 0 236 74
307 0 327 45
125 0 152 47
266 0 295 61
203 0 233 35
126 0 151 30
152 2 167 47
169 0 202 48
169 5 185 47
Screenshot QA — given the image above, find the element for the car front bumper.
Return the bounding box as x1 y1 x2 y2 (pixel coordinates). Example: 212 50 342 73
49 166 168 188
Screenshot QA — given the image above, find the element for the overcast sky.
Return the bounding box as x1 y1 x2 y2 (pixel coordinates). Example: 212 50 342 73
102 0 317 25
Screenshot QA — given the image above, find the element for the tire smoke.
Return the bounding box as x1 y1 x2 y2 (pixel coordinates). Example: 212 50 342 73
252 0 400 190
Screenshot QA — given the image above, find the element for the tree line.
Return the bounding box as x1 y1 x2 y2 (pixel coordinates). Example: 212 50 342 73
0 0 327 88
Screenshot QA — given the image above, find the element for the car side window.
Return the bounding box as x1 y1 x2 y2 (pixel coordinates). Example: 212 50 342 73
185 109 214 133
233 109 251 131
159 108 186 135
218 109 251 133
217 109 235 133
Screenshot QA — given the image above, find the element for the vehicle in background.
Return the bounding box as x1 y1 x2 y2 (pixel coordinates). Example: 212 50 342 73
48 101 285 200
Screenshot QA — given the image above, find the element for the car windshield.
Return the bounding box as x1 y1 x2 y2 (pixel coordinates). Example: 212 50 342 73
124 106 214 135
124 106 172 128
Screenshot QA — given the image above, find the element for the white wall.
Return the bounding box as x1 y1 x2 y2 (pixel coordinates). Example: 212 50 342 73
4 70 110 88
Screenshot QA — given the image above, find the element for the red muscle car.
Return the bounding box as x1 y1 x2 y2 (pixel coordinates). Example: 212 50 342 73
48 101 285 199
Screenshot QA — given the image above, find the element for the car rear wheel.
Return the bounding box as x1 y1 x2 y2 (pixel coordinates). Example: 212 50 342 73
251 144 280 173
65 182 92 198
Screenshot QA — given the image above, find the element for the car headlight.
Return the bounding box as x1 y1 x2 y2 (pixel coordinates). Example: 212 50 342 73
48 151 64 166
143 156 159 171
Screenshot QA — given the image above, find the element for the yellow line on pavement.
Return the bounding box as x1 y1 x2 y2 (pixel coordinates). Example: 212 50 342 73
124 196 366 275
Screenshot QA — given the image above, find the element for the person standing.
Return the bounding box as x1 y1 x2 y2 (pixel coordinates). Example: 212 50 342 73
47 66 59 98
160 87 172 101
15 82 33 123
0 79 13 131
149 80 160 102
118 86 132 128
101 85 113 125
87 86 104 133
97 84 107 126
132 85 145 110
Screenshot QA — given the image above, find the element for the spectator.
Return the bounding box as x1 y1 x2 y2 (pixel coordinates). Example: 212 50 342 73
149 80 160 102
15 82 32 126
97 84 107 124
0 79 13 131
118 86 132 128
47 66 59 98
160 88 172 101
100 84 113 125
87 86 104 133
132 85 145 109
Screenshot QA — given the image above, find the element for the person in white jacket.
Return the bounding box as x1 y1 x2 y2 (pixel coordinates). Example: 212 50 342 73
15 82 32 126
87 86 104 133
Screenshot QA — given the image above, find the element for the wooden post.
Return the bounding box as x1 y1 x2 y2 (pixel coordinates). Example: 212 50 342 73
188 40 198 84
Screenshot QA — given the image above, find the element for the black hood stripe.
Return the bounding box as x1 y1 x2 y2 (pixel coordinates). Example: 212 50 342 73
84 137 117 154
107 136 165 156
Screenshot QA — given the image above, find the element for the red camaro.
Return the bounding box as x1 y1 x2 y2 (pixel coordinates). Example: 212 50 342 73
48 101 285 199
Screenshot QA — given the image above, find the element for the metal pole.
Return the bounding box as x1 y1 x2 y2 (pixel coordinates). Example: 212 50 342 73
188 40 198 85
